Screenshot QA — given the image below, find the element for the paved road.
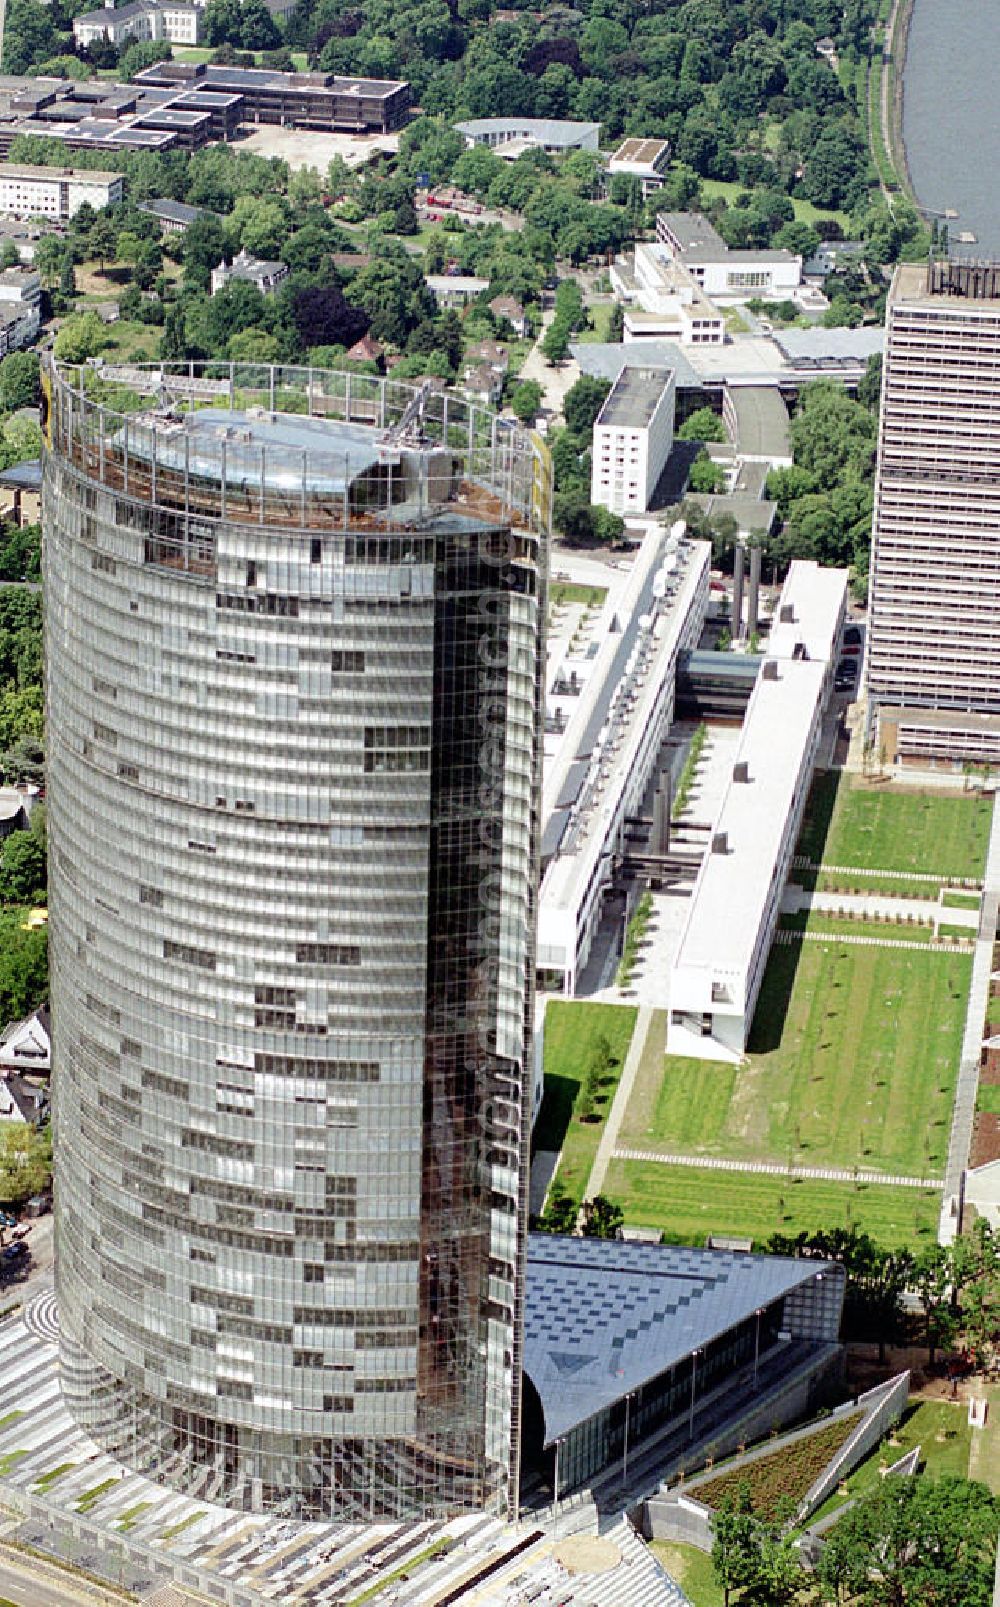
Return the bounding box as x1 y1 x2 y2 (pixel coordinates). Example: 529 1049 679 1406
0 1549 130 1607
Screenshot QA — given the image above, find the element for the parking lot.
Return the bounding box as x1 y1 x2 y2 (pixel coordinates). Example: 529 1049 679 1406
234 125 399 171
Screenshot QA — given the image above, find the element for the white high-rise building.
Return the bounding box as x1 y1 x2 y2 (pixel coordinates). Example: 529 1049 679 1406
866 261 1000 770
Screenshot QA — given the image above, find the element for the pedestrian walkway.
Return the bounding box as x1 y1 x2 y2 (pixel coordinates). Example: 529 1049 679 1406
613 1147 943 1190
791 854 981 888
775 929 954 953
585 1007 659 1200
782 884 977 928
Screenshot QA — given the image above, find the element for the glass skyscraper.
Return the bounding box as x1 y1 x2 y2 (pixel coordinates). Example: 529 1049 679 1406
42 360 549 1520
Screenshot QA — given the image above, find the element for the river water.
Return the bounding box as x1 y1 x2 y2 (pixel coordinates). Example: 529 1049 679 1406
901 0 1000 255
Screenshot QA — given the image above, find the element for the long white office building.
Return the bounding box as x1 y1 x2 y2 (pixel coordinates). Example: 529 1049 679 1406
668 562 848 1062
867 260 1000 769
538 528 710 993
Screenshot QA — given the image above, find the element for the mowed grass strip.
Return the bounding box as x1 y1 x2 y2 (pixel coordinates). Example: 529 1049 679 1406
798 773 992 879
603 1159 941 1249
535 1000 637 1206
622 942 969 1176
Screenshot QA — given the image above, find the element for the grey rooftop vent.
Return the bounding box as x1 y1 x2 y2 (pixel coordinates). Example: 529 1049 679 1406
711 831 729 854
733 761 749 783
762 660 779 681
779 604 794 623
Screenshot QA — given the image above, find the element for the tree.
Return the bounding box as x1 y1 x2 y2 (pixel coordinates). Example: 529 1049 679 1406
688 451 726 493
563 375 609 439
118 37 172 82
182 214 229 292
0 829 45 904
542 319 571 364
580 1195 623 1239
537 1176 577 1234
711 1490 761 1607
0 352 39 415
0 1122 51 1208
0 923 47 1024
677 406 727 443
291 285 369 352
817 1475 999 1607
33 233 64 289
788 380 876 489
53 312 108 364
914 1244 959 1366
0 734 44 787
511 379 543 424
88 215 118 275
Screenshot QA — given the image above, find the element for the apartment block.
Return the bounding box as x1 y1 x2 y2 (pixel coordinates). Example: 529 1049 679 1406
0 164 123 220
867 261 1000 769
590 363 676 515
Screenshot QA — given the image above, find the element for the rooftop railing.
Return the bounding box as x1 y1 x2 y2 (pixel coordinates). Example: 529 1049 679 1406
44 358 550 544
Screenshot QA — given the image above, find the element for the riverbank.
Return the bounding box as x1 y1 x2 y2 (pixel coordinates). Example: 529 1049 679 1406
870 0 918 207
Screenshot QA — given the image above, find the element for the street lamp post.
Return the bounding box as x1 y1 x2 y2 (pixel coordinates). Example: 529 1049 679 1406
753 1308 762 1392
688 1350 699 1441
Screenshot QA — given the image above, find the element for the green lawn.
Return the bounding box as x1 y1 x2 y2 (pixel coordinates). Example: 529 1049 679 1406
798 773 992 880
977 1084 1000 1114
174 46 308 68
622 942 969 1176
778 912 934 943
810 1401 971 1524
695 175 851 232
549 581 608 609
942 890 981 910
603 1159 941 1249
575 302 614 343
648 1541 723 1607
535 1000 637 1206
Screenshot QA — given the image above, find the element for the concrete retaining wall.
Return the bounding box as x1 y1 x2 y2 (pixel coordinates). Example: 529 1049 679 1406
796 1372 909 1523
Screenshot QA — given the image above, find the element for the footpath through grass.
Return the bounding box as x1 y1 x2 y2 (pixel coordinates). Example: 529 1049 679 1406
603 1158 941 1249
534 1000 637 1206
797 773 992 880
621 940 969 1177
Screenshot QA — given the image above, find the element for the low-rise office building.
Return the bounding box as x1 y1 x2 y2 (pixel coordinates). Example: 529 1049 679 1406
607 136 671 198
656 211 802 299
0 71 242 156
538 528 710 994
591 363 676 516
134 60 411 133
611 242 726 346
522 1236 845 1499
668 561 848 1061
0 164 123 220
73 0 202 49
454 117 601 157
138 197 221 234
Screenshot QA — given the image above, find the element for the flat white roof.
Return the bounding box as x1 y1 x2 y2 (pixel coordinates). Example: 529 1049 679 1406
541 538 709 921
672 658 826 979
671 564 847 988
768 559 848 664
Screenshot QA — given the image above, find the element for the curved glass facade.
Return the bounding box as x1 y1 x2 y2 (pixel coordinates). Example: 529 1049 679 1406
43 361 548 1519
